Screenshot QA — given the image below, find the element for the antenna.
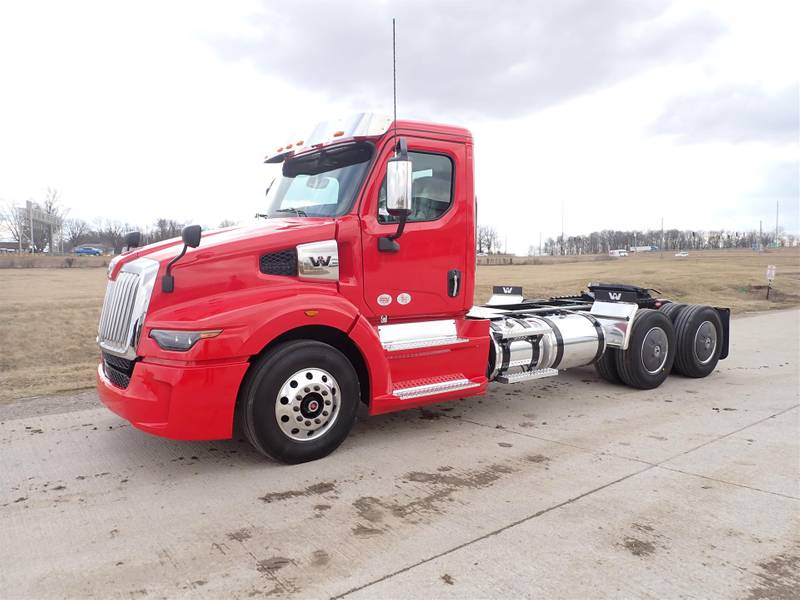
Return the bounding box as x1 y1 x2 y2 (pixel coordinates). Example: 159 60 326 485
392 18 398 153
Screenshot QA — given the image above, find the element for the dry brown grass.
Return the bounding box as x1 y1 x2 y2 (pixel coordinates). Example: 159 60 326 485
1 268 108 402
0 254 108 269
475 247 800 312
1 247 798 403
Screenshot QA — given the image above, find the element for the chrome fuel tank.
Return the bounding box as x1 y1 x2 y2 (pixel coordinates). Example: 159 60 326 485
489 312 605 380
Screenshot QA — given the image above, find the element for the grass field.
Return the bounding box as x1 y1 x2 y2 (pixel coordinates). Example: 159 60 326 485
1 248 797 403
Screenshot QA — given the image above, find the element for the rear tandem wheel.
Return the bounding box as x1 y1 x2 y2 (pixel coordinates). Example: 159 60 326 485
615 309 676 390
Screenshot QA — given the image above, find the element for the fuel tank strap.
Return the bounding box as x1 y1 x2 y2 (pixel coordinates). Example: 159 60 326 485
538 317 564 369
581 313 606 364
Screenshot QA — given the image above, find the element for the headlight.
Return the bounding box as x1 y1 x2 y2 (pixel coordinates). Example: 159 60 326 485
150 329 222 351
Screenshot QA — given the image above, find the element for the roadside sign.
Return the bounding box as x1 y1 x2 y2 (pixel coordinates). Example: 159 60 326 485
766 265 776 282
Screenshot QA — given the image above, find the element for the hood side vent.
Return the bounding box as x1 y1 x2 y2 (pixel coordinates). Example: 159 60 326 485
260 249 298 276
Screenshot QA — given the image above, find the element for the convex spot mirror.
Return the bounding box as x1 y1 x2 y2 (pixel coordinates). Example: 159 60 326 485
181 224 202 248
123 231 141 249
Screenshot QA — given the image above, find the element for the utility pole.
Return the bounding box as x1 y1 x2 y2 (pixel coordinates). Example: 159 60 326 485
539 231 542 257
760 220 763 251
661 217 664 259
775 199 779 248
29 201 34 254
561 201 565 256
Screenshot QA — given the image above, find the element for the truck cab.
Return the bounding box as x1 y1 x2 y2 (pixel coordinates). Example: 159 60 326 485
97 113 728 463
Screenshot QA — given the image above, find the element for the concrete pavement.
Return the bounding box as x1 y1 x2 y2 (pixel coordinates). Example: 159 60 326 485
1 310 798 599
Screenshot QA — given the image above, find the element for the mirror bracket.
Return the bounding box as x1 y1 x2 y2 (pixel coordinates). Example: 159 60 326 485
162 225 201 293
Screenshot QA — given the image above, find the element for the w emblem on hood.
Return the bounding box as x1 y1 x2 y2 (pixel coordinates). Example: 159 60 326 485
309 256 332 267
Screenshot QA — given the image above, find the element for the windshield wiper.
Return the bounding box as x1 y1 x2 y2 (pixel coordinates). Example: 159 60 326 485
275 208 308 217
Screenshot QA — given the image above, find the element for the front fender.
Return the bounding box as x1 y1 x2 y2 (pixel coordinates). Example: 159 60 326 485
140 286 390 405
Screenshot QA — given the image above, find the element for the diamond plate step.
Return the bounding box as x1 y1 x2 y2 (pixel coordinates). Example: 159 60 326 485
496 368 559 384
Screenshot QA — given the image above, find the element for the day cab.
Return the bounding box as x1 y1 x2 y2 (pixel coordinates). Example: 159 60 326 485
97 113 490 462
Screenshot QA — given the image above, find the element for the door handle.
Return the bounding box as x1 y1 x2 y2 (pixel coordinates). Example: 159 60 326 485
448 269 461 297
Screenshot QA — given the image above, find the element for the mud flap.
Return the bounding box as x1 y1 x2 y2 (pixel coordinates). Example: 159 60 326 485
715 307 731 360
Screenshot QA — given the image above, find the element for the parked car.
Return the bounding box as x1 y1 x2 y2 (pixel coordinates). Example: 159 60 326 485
75 247 103 256
675 251 689 257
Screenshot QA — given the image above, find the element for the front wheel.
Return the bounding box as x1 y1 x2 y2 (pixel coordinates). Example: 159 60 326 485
616 309 675 390
238 340 360 464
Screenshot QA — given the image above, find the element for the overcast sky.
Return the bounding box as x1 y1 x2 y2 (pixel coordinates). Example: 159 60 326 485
0 0 797 253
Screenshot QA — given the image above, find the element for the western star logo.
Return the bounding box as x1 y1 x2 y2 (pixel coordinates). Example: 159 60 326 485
608 292 622 300
502 287 514 294
309 256 332 267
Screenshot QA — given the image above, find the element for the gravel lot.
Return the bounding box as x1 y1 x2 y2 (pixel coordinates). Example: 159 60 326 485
1 309 798 599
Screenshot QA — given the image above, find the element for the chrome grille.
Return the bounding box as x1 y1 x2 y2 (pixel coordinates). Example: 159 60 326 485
99 271 140 353
97 258 159 359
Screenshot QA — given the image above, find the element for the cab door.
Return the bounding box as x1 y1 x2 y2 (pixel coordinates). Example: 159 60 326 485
360 136 469 321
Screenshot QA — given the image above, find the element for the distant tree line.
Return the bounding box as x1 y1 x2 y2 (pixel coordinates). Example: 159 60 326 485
1 191 239 254
536 228 795 256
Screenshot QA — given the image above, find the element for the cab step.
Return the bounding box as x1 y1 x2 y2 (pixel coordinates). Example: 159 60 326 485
393 376 479 400
496 368 559 384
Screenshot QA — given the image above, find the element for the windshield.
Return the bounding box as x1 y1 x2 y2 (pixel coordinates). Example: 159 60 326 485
264 141 374 217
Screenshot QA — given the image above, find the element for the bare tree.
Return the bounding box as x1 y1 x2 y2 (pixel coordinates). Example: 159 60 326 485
0 201 26 248
477 225 500 254
218 219 238 228
63 218 89 250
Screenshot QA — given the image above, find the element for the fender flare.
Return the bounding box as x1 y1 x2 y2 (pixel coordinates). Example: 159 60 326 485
240 293 391 403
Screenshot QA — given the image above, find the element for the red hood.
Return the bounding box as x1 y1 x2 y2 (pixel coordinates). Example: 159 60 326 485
110 218 336 279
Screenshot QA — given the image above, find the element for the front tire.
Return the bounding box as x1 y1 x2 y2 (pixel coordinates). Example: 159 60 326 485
238 340 360 464
616 309 675 390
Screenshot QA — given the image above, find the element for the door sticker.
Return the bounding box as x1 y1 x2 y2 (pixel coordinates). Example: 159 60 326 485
377 293 392 306
397 293 411 305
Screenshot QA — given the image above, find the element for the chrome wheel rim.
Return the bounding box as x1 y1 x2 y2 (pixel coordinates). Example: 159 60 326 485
641 327 669 374
275 368 339 442
693 320 717 365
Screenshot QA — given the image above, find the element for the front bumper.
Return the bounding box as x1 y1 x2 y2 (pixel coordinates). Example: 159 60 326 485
97 358 250 440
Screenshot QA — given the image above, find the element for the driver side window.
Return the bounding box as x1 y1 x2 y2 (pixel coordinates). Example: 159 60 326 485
378 152 453 223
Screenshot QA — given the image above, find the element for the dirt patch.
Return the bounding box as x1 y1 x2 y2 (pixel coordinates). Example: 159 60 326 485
353 497 384 523
256 556 293 573
526 454 551 463
310 550 329 567
352 524 384 537
227 528 253 542
746 543 800 600
259 481 336 504
622 536 656 557
349 463 516 526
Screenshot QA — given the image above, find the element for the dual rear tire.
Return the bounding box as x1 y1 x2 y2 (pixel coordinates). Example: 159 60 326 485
594 304 722 388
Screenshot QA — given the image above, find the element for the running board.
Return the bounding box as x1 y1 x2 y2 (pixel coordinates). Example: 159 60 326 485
394 378 480 400
496 368 559 384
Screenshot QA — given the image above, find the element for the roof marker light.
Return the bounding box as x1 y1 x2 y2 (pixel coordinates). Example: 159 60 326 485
333 130 345 137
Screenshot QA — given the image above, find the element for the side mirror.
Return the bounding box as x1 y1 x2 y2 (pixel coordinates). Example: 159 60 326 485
380 138 413 253
123 231 141 250
163 225 202 292
181 224 202 248
386 157 413 216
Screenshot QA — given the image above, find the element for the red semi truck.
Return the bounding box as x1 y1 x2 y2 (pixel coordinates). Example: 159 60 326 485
97 113 729 463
